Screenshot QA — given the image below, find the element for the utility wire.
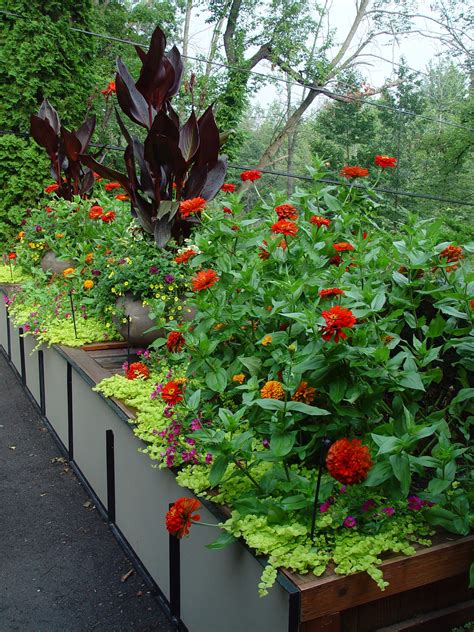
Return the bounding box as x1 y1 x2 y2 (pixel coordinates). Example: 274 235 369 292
1 9 472 132
1 129 472 207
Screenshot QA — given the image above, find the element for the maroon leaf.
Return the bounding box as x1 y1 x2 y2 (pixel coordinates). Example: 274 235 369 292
182 164 208 199
136 26 166 104
30 114 59 162
38 99 60 135
116 58 151 128
79 170 95 196
195 105 220 166
154 215 173 247
134 45 148 65
165 46 184 99
179 111 199 163
75 116 96 153
79 154 130 192
200 157 228 200
61 127 82 162
150 57 176 111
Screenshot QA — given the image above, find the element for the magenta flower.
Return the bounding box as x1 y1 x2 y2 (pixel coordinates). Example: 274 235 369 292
343 516 357 528
205 452 213 464
381 507 395 517
362 499 376 512
164 274 175 284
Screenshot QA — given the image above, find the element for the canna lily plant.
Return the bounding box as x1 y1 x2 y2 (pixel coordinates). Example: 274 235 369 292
80 26 227 247
30 99 96 199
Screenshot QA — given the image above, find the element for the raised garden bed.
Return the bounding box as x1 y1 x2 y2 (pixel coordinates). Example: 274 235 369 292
1 284 472 632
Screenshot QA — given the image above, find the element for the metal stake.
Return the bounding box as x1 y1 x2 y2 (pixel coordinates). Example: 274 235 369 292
68 290 78 338
310 438 331 541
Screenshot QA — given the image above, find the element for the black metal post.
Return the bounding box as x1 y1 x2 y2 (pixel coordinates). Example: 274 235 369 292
38 349 45 415
106 429 116 523
169 504 181 623
126 316 131 365
67 363 74 459
310 438 331 541
19 328 26 385
68 290 78 338
6 308 11 359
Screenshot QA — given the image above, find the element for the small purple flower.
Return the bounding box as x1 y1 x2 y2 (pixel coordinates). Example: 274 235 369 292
319 501 331 513
339 485 347 494
381 507 395 517
166 369 173 380
262 438 270 449
163 406 174 418
186 438 196 446
362 499 376 512
205 452 213 464
21 219 27 226
122 361 129 371
118 258 126 265
91 269 101 276
190 418 201 431
149 266 160 274
343 516 357 528
407 495 424 511
164 274 175 284
35 225 42 232
150 383 164 400
23 324 31 332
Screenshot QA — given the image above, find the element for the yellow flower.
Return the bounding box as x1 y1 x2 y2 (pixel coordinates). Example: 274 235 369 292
213 323 225 331
28 242 36 249
17 231 25 239
55 233 65 239
124 281 129 286
261 335 272 346
63 267 75 277
111 287 117 294
83 279 94 290
232 374 245 384
260 380 285 400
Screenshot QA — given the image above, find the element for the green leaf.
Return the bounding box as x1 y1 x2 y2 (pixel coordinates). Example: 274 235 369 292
187 389 201 411
424 507 470 536
372 434 402 455
280 494 311 510
328 379 346 404
205 368 228 392
450 388 474 405
392 271 409 286
399 371 425 391
437 304 466 319
389 453 411 496
364 461 392 486
371 292 386 312
427 478 452 494
238 355 261 375
426 313 446 338
284 401 330 416
206 531 237 550
270 432 297 457
254 398 286 411
208 455 230 487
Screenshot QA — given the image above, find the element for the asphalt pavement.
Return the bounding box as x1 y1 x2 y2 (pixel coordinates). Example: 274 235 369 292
0 351 175 632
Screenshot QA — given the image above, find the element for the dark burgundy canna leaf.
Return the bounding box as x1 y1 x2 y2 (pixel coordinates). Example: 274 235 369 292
154 215 173 248
182 163 208 199
195 105 220 167
136 26 167 103
61 127 82 162
79 169 95 196
150 57 175 111
115 108 133 147
38 99 60 135
134 45 148 65
75 116 96 152
30 114 59 162
165 46 183 99
79 154 131 193
132 139 155 199
179 111 199 164
116 58 151 128
200 157 228 200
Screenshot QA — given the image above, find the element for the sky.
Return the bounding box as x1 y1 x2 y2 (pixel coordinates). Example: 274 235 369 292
184 0 449 111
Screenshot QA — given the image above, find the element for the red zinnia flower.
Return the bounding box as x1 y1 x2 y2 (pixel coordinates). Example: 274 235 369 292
240 170 262 182
374 155 397 168
223 207 233 214
192 269 219 292
180 197 206 218
125 362 149 380
104 182 121 191
258 244 270 260
310 215 331 228
8 252 16 260
174 249 197 264
275 204 298 220
329 255 342 266
44 183 60 193
166 497 201 538
167 331 185 353
326 438 373 485
221 183 236 193
319 288 345 298
161 381 184 405
340 166 369 178
271 219 298 237
321 305 357 343
333 241 354 253
101 211 116 223
89 206 104 220
115 193 129 201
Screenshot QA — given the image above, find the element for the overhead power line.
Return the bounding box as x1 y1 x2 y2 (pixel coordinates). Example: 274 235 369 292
1 129 472 207
1 9 472 132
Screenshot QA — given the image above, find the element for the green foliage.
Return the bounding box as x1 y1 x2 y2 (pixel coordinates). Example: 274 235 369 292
0 135 49 246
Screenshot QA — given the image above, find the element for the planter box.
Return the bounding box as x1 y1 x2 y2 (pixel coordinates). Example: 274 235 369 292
1 286 472 631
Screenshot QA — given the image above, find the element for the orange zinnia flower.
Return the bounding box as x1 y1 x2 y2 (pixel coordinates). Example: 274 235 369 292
104 182 121 191
166 498 201 538
291 381 316 404
261 335 272 346
240 170 262 182
374 155 397 168
340 166 369 178
192 269 219 292
85 253 93 264
83 279 94 290
174 249 197 264
333 242 354 253
260 380 285 400
310 215 331 228
44 183 60 193
89 205 103 220
115 193 129 201
271 219 298 237
319 288 345 298
275 204 298 220
125 362 149 380
321 305 357 343
161 381 184 405
62 267 75 277
326 438 373 485
232 374 246 384
167 331 185 353
180 197 206 218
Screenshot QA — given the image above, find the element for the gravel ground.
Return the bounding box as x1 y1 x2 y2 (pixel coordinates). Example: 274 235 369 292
0 351 175 632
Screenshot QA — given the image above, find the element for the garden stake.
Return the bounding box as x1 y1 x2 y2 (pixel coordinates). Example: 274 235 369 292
310 438 331 542
68 290 78 338
126 316 131 365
